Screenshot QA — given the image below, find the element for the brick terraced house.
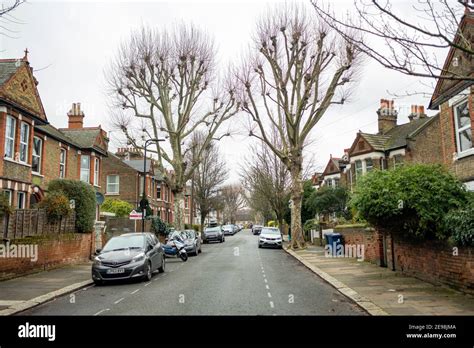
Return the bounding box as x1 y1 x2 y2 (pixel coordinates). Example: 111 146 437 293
0 53 108 208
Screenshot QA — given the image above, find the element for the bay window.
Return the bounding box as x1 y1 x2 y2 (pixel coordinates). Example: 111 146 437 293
4 116 15 159
80 155 90 183
454 99 473 153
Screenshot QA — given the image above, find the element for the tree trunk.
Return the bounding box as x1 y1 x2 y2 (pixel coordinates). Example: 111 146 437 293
174 190 185 231
200 211 207 233
289 162 305 250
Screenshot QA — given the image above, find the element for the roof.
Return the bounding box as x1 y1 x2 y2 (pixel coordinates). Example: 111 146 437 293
358 115 438 152
59 128 108 155
0 59 20 85
35 124 81 148
124 159 152 172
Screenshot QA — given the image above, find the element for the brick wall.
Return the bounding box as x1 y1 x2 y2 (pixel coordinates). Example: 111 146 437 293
101 154 139 207
0 233 92 280
407 116 444 165
336 226 474 295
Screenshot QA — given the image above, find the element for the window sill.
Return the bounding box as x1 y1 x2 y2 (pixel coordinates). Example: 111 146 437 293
3 158 31 168
454 148 474 161
105 193 120 196
32 172 44 178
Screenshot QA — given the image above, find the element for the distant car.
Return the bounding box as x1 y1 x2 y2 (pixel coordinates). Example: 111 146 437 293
208 219 218 227
222 225 235 236
258 227 283 249
232 224 239 233
252 225 263 235
92 232 165 285
182 229 202 256
203 226 225 243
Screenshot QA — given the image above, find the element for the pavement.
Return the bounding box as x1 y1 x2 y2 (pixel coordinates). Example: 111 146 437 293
16 230 366 315
283 241 474 315
0 263 93 316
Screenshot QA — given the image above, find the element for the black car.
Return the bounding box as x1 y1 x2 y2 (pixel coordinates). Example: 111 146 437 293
252 225 263 235
92 233 165 285
182 229 202 256
203 226 225 243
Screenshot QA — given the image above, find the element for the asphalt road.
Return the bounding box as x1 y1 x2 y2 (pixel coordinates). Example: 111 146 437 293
20 230 366 315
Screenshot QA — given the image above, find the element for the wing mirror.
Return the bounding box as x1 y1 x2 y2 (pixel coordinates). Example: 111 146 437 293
95 248 102 255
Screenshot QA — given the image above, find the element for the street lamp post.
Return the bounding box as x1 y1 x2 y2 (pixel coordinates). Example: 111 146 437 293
142 138 165 232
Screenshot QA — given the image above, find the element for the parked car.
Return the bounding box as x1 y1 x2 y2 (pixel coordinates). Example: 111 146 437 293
222 225 235 236
92 232 165 285
203 226 225 243
182 229 202 256
232 224 239 233
258 227 283 249
252 225 263 235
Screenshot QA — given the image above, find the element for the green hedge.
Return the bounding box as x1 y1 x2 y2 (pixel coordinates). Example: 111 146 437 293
350 164 469 242
444 202 474 247
0 192 12 217
47 180 96 233
101 198 133 217
38 191 71 223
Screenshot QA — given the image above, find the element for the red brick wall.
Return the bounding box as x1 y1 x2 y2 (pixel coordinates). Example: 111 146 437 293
0 233 92 280
337 226 474 295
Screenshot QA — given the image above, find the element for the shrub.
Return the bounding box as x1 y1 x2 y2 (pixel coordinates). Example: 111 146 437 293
303 218 319 233
38 192 71 223
47 179 96 233
308 186 351 219
0 192 13 217
192 224 200 232
150 216 169 236
101 198 133 218
267 220 278 227
444 203 474 247
350 164 469 241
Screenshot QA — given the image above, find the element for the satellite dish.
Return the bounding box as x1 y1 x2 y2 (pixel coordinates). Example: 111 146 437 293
95 192 105 205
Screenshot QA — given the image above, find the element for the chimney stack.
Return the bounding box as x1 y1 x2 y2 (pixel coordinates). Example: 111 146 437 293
377 98 398 135
115 147 144 160
67 102 85 129
408 105 427 122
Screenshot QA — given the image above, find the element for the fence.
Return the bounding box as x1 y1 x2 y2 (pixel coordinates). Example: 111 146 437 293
1 209 76 239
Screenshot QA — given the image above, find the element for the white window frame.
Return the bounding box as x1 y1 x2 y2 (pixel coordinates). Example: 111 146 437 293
59 148 67 178
80 155 90 184
19 122 30 163
453 98 473 155
94 158 100 186
17 191 26 209
32 136 42 174
4 116 16 159
355 160 363 179
365 158 374 172
106 175 120 194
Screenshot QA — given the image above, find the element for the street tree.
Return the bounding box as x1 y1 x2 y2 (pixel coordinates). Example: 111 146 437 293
188 131 228 233
107 24 239 230
312 0 474 83
220 185 245 224
236 4 361 249
240 134 290 230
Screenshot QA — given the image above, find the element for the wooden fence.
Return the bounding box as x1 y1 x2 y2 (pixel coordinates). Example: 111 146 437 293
1 209 76 239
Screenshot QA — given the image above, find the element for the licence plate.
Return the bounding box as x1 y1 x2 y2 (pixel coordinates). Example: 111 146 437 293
106 268 125 274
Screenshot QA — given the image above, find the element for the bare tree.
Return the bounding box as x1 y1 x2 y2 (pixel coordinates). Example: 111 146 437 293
236 4 361 249
107 24 239 230
241 133 290 230
312 0 474 82
188 131 228 232
220 185 245 224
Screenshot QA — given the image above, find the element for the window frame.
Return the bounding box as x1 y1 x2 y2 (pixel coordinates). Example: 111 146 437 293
453 98 473 154
17 191 26 209
106 175 120 194
2 189 12 205
19 122 30 163
32 136 42 174
59 148 67 178
355 160 363 179
80 155 91 184
393 154 404 168
365 158 374 172
93 158 100 186
4 116 16 159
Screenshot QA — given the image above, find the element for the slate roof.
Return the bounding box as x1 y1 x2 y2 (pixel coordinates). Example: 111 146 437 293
360 115 438 152
35 124 81 148
124 159 152 173
59 128 108 155
0 60 20 85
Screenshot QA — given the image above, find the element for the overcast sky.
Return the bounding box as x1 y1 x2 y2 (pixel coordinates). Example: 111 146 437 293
0 0 440 183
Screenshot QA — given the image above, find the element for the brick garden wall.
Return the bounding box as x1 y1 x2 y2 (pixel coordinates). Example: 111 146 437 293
336 226 474 295
0 233 92 280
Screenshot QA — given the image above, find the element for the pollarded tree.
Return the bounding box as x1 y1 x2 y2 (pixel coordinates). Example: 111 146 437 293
236 4 362 249
107 24 239 230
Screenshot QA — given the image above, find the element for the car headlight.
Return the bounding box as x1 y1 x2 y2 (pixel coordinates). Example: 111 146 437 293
132 252 145 263
259 237 266 241
93 257 102 266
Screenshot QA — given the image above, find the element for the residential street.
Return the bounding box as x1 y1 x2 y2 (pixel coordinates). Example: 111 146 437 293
20 231 365 316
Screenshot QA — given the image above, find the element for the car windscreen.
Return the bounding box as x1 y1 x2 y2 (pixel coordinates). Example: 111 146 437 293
184 230 195 238
102 235 145 252
223 225 232 229
261 228 280 235
205 227 220 233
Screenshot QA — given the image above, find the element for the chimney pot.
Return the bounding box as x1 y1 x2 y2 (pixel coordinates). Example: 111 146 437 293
67 102 84 129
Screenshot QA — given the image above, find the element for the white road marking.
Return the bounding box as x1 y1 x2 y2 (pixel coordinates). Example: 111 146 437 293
144 282 151 287
269 301 274 308
263 274 266 278
265 285 270 290
114 298 124 304
131 289 140 295
264 279 268 283
94 308 110 316
267 292 272 298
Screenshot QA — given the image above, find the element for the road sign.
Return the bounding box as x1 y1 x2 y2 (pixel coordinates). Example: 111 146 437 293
129 210 144 220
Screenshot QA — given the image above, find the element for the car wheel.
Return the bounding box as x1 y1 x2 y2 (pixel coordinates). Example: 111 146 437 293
158 255 165 273
194 246 198 256
258 244 262 248
144 261 152 281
